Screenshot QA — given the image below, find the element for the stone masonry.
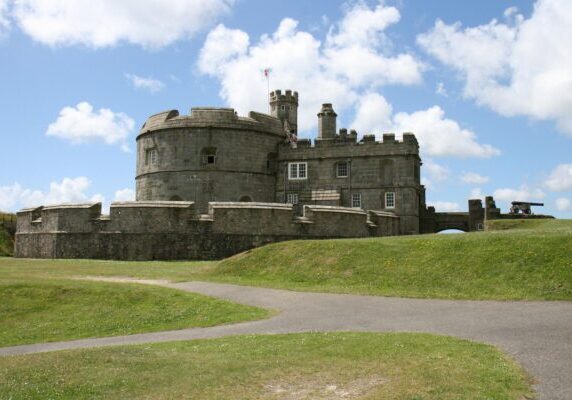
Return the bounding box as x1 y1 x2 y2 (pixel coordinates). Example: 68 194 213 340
16 90 488 260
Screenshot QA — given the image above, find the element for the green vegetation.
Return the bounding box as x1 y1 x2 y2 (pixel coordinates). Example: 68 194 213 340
0 279 270 347
0 228 13 257
487 218 572 231
209 224 571 300
0 212 15 256
1 218 570 301
0 332 533 400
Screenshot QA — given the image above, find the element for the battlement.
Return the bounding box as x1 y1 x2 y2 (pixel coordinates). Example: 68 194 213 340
269 89 299 103
280 131 419 152
15 201 400 260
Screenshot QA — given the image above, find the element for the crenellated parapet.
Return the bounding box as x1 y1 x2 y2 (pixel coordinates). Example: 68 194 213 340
15 201 400 260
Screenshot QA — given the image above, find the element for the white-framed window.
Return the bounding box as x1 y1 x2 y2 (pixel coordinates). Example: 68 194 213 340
352 193 362 208
146 148 158 166
288 162 307 180
286 193 299 204
336 162 349 178
385 192 395 209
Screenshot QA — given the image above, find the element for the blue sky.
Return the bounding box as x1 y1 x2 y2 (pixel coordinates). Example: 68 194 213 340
0 0 571 217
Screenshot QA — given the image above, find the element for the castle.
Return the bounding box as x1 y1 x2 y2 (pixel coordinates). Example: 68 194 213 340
15 90 488 260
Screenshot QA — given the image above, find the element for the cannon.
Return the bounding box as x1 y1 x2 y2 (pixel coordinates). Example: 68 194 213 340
509 201 544 215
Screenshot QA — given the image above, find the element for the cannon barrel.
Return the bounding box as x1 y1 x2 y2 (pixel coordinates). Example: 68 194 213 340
511 201 544 206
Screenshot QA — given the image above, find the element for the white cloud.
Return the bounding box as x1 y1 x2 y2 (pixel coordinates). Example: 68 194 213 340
461 172 489 185
197 2 423 133
0 177 104 212
418 0 572 137
393 106 500 158
342 92 499 158
470 187 485 200
114 188 135 202
436 82 448 97
46 102 135 151
493 185 545 202
125 74 165 93
424 159 450 183
555 197 572 211
545 163 572 192
11 0 234 48
0 0 10 35
431 201 461 212
350 92 393 134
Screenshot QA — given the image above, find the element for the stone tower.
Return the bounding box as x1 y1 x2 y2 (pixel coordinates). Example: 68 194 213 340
318 103 337 140
270 89 298 133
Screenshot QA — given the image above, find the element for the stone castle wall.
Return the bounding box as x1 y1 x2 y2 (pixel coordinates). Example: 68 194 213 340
136 108 285 212
15 201 400 260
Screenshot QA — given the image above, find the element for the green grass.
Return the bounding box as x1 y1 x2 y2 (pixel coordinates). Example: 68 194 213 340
1 218 570 301
0 279 270 347
487 218 572 231
0 332 534 400
208 219 571 300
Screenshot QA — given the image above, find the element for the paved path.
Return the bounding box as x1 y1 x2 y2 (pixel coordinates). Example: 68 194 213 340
1 279 571 399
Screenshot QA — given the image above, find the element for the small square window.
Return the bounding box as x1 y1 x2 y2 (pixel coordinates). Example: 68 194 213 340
385 192 395 209
146 148 158 166
287 193 299 204
337 162 348 178
352 193 362 208
288 162 307 180
206 155 216 164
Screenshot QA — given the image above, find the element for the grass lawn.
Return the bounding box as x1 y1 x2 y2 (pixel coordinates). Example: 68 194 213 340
1 218 570 301
0 332 534 400
0 278 270 347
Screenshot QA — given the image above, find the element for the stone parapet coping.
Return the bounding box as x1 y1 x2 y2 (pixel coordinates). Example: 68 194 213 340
209 202 293 211
304 205 367 215
111 201 194 208
42 203 99 211
368 210 400 218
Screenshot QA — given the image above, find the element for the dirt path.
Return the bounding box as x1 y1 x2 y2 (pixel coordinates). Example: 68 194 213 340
1 278 571 400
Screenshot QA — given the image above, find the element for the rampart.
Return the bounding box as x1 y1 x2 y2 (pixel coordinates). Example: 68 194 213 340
15 201 400 260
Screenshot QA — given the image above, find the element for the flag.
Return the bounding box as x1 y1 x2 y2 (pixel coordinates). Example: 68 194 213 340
264 68 272 77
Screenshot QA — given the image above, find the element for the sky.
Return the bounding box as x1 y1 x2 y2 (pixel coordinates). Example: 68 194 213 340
0 0 571 217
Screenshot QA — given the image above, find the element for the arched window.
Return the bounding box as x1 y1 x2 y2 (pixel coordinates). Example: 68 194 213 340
239 195 252 202
201 147 217 165
170 195 182 201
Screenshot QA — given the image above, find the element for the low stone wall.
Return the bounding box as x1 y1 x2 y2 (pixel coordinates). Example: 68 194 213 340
15 201 400 260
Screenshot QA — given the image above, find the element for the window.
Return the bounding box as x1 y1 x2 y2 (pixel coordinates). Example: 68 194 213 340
385 192 395 209
201 147 217 165
281 105 286 111
287 193 299 204
146 148 158 166
288 162 307 180
336 162 349 178
352 193 362 208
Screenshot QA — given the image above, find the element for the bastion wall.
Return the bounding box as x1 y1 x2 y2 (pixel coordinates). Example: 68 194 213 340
15 201 400 260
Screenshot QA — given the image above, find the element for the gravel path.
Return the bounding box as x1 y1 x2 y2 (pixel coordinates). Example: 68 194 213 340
1 279 571 399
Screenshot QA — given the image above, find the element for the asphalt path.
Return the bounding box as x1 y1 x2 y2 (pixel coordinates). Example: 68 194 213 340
1 279 571 399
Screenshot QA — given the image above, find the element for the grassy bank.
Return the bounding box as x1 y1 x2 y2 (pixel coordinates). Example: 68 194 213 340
0 332 533 400
210 219 572 300
0 279 270 347
2 219 570 301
